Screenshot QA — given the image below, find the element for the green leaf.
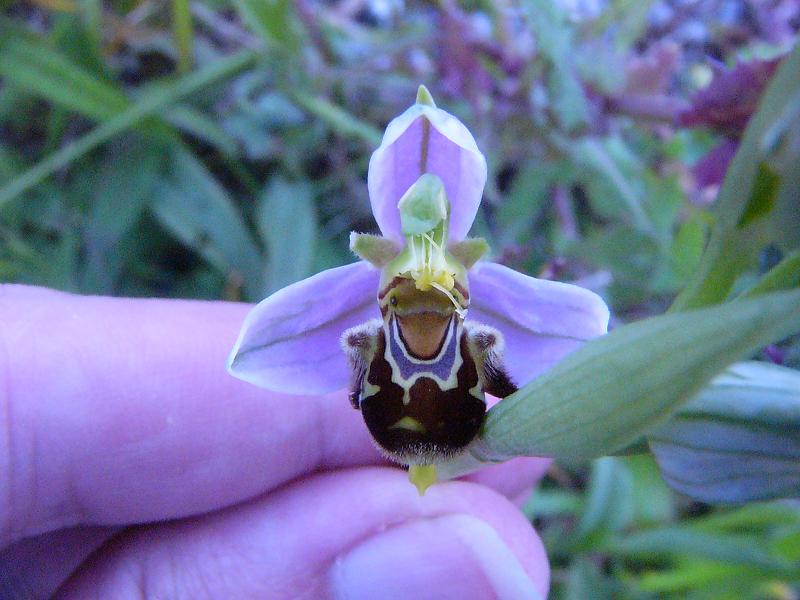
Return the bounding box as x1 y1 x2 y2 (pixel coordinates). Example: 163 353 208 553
497 161 564 246
0 27 236 159
569 225 660 308
643 173 685 248
639 562 751 593
0 50 256 208
771 161 800 251
523 0 570 60
232 0 299 51
151 147 264 300
671 45 800 311
257 177 318 294
0 34 128 121
737 162 780 227
774 528 800 562
600 2 656 51
624 454 675 524
603 527 793 575
81 141 165 293
671 213 707 283
760 89 800 157
0 27 204 151
649 361 800 504
575 457 634 541
564 556 613 600
739 249 800 299
47 226 81 292
570 137 653 234
523 489 582 520
290 90 382 146
523 0 588 130
692 502 800 532
548 63 590 132
164 105 239 156
440 289 800 476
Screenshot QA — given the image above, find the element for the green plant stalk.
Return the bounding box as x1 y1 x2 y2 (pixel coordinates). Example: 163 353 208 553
78 0 102 53
173 0 194 73
0 50 256 208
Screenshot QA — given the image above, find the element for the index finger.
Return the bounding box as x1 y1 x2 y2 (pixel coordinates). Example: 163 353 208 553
0 284 379 546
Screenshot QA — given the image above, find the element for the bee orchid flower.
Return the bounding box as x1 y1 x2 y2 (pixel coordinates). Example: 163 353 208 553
228 86 609 494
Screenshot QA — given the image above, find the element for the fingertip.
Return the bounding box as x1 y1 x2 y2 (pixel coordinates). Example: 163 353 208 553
282 468 551 598
331 513 548 600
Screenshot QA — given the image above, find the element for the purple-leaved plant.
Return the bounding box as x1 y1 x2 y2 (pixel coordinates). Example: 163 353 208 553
228 86 609 493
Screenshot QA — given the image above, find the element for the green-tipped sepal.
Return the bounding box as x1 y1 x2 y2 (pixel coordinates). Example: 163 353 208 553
449 238 489 269
350 233 401 267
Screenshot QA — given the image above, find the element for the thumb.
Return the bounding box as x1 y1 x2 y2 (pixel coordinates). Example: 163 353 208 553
331 512 546 599
57 467 549 599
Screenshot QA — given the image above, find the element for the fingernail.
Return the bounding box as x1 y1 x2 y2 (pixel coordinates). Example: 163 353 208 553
330 514 545 600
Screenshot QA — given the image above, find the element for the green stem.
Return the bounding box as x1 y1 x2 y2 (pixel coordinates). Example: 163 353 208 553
173 0 194 73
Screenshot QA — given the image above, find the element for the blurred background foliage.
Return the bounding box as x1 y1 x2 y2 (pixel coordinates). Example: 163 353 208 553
1 0 799 597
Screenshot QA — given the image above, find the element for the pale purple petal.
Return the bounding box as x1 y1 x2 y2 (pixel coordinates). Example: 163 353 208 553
228 261 380 394
368 105 487 243
467 262 609 386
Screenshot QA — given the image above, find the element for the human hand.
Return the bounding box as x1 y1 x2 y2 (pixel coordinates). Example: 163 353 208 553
0 285 550 599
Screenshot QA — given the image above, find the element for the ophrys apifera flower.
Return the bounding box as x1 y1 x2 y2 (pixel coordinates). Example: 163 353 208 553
228 87 609 494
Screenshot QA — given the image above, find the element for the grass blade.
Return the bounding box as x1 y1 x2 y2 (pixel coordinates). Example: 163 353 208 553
172 0 193 73
290 90 382 146
0 50 256 208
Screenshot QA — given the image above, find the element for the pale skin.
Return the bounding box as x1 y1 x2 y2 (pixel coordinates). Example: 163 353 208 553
0 285 550 599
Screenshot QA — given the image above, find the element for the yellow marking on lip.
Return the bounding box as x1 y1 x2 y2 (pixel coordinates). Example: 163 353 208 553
389 416 427 433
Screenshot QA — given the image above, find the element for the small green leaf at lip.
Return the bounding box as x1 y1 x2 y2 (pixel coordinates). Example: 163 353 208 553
350 233 401 268
448 238 489 269
438 289 800 478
